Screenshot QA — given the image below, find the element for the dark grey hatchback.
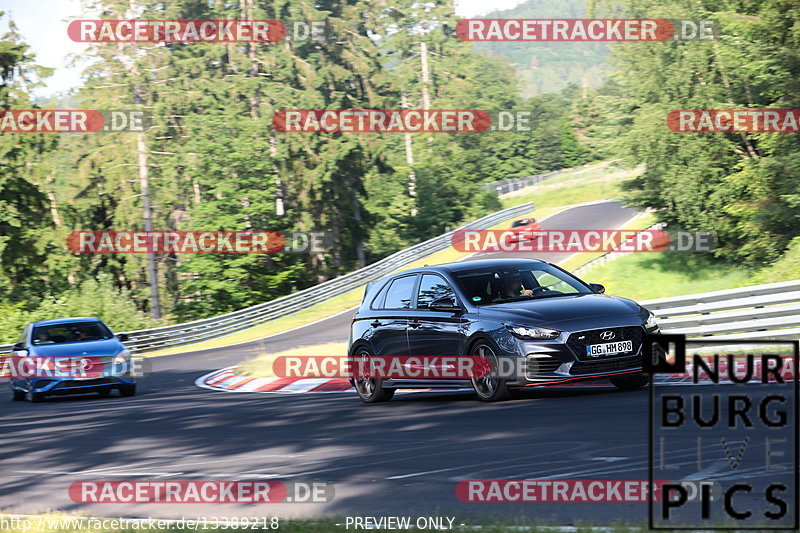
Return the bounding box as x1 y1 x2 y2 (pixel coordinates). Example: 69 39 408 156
348 258 659 402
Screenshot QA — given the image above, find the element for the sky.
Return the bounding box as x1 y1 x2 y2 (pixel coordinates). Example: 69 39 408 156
1 0 527 98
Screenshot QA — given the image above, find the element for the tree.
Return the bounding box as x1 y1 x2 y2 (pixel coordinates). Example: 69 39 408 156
595 0 800 265
0 13 58 303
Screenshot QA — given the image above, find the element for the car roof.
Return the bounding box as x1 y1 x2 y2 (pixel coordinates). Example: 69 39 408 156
30 317 103 327
397 258 547 276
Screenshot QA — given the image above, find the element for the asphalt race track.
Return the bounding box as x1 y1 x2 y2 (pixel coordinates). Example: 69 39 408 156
3 200 788 526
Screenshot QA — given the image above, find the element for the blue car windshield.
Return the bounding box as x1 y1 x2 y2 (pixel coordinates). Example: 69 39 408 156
452 264 592 306
31 322 114 345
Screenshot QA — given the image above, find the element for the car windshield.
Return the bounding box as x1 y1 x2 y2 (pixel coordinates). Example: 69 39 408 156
31 322 114 345
511 219 532 228
451 263 593 306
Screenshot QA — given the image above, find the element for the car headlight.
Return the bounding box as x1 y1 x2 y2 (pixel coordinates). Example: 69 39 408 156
114 350 131 365
505 323 560 340
645 311 658 330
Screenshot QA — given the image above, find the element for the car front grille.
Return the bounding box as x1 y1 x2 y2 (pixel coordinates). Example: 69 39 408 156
525 355 562 378
51 378 116 389
569 354 642 375
566 326 644 360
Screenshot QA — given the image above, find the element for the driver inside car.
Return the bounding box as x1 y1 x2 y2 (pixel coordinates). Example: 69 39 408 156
500 273 534 299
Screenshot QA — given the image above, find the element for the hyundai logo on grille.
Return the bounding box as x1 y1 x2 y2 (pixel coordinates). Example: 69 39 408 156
599 330 616 341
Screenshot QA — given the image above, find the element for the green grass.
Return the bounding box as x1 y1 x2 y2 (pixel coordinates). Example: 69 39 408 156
558 212 656 273
236 341 347 377
579 251 752 301
500 164 639 213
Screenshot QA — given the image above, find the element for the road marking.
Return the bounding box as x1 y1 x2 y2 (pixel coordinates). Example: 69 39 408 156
386 467 461 480
15 470 176 476
278 378 335 392
237 377 277 391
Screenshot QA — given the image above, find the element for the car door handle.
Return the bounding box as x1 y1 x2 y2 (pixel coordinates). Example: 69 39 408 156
370 320 382 328
408 320 421 328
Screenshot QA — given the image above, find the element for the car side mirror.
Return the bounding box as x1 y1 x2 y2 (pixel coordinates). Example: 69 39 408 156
12 342 26 353
118 333 129 342
589 283 605 294
429 297 463 313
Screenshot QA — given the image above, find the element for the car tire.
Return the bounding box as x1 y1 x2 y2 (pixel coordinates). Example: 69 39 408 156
610 373 649 391
119 384 136 397
12 389 26 401
30 391 45 403
470 341 511 402
351 347 395 403
98 388 112 398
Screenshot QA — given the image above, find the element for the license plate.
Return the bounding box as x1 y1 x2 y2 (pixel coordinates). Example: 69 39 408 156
585 340 633 357
54 357 105 379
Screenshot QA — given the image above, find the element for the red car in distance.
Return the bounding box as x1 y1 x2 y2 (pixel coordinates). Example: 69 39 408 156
507 217 542 243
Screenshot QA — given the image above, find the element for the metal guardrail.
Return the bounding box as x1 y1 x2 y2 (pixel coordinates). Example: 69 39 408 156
3 208 796 355
484 161 619 196
642 279 800 341
485 170 568 195
0 202 535 356
572 221 664 277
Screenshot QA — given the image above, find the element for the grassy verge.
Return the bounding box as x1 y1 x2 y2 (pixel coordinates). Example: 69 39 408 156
144 291 363 357
236 341 347 378
146 162 635 357
500 164 639 213
577 251 751 301
557 212 656 273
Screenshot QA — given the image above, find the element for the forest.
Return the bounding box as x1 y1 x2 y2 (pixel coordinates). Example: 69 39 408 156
1 0 797 340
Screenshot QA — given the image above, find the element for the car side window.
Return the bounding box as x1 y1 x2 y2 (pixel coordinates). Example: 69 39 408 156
416 274 456 309
382 275 417 309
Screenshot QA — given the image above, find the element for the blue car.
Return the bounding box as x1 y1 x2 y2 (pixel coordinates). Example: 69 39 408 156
9 317 136 402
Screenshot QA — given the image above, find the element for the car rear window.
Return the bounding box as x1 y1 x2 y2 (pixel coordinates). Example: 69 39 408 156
31 322 114 345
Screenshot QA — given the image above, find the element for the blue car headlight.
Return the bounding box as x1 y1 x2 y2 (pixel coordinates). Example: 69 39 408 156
113 349 131 365
113 349 132 374
645 311 658 330
505 323 560 340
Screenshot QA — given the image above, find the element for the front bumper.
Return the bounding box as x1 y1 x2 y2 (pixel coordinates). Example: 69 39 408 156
506 325 653 386
12 376 135 396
